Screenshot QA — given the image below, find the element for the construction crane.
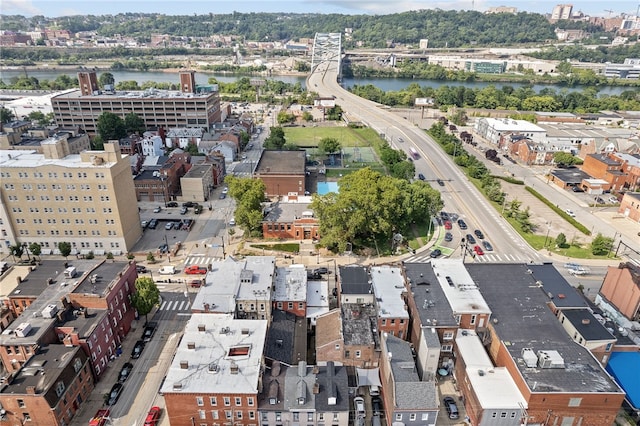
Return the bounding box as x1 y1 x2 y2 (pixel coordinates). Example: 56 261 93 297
604 9 614 17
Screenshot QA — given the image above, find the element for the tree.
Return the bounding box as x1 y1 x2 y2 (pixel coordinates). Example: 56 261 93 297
96 112 127 142
9 244 24 262
0 107 15 124
91 135 105 150
27 111 46 125
555 233 567 248
318 137 341 156
28 242 41 261
264 127 286 149
130 277 160 324
99 72 115 87
226 176 267 237
591 233 613 256
124 113 145 135
146 252 156 263
302 111 314 122
553 152 580 166
58 241 72 259
277 111 296 124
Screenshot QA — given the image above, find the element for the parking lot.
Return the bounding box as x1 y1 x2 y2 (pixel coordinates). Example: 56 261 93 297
135 204 200 254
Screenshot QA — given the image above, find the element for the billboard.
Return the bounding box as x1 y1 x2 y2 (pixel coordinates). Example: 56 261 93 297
314 98 336 108
415 97 435 106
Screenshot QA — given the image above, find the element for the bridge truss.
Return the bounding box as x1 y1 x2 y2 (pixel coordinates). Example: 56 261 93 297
311 33 342 79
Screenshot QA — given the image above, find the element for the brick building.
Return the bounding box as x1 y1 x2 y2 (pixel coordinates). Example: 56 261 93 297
253 150 306 197
262 199 319 240
581 153 626 191
618 192 640 222
599 262 640 322
370 266 409 340
161 315 268 426
273 265 307 317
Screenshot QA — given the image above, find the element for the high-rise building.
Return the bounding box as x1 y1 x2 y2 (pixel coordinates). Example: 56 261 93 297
51 71 222 135
0 141 142 255
551 4 573 21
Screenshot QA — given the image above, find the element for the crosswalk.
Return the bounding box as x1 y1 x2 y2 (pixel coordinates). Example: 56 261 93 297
404 251 542 264
159 299 191 312
184 255 221 266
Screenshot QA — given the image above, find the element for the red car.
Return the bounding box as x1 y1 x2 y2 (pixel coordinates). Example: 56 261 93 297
473 245 484 256
144 406 161 426
185 265 208 275
444 220 452 230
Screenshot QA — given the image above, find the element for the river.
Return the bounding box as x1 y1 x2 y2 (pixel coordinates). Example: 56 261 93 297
0 69 632 96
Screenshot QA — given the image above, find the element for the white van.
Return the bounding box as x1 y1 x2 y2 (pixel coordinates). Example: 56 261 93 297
158 265 176 275
369 385 380 396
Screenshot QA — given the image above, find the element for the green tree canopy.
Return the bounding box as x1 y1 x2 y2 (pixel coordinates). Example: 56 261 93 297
28 242 41 260
130 276 160 323
124 113 146 135
591 233 613 256
553 152 580 166
226 176 267 237
318 137 341 155
0 107 15 124
96 112 127 142
58 242 72 259
264 127 286 149
99 72 115 87
310 168 442 253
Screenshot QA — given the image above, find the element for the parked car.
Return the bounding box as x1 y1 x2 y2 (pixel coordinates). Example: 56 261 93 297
219 193 227 199
118 362 133 383
222 187 229 194
144 406 162 426
229 218 236 226
185 265 208 275
417 173 426 181
158 243 169 253
595 197 605 204
571 186 584 192
164 222 173 230
354 397 366 417
158 265 175 275
107 383 124 406
180 206 188 215
436 179 445 186
89 409 110 426
307 270 321 280
465 234 476 245
372 396 382 416
565 209 576 217
474 229 485 239
189 279 203 288
143 322 157 342
473 245 484 256
314 267 329 275
440 211 450 221
153 206 162 213
131 340 145 359
148 219 158 229
182 201 195 208
141 220 148 229
173 222 181 229
430 249 442 258
444 232 453 242
608 196 619 204
443 396 459 420
444 220 452 230
167 202 178 207
136 265 148 274
457 219 467 230
482 241 494 251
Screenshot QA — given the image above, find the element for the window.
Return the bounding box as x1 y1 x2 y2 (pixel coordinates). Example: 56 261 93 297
224 397 231 406
395 413 403 421
355 350 361 358
210 397 217 406
55 381 66 397
17 399 25 408
276 412 282 422
470 314 477 325
568 398 582 407
199 410 206 419
247 397 254 406
421 413 428 421
443 331 454 341
235 397 242 406
308 413 313 421
410 413 416 421
236 411 243 419
250 411 256 420
501 412 507 418
288 302 293 309
335 344 340 350
293 413 300 421
225 410 233 420
211 411 219 419
441 344 453 352
333 412 339 421
196 397 204 406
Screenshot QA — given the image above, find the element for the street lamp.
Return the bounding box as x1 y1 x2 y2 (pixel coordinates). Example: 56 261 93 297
543 222 552 249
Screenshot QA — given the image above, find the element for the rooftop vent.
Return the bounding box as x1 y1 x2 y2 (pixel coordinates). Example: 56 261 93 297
187 342 196 349
173 383 183 390
208 363 219 373
230 362 239 375
180 360 189 369
198 324 206 332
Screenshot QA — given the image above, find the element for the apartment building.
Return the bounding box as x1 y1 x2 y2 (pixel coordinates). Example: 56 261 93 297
161 314 268 426
273 265 308 317
0 141 141 255
51 71 222 135
370 266 410 340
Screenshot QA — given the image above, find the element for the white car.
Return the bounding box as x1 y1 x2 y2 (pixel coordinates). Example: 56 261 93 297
608 196 618 204
354 397 365 417
565 209 576 217
568 267 590 276
222 187 229 194
229 218 236 226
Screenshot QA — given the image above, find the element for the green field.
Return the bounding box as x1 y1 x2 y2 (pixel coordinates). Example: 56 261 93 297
283 126 380 147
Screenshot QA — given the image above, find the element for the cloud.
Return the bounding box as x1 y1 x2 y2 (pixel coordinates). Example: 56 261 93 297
2 0 41 15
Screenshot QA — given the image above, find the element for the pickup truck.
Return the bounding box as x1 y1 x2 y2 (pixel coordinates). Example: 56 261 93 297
89 409 110 426
185 265 208 275
158 265 176 275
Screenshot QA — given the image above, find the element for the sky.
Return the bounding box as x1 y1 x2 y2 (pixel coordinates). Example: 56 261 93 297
2 0 639 18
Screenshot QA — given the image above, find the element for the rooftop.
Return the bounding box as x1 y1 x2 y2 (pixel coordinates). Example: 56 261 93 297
264 309 306 366
52 88 217 101
456 330 527 409
404 263 457 328
183 164 213 179
481 118 545 133
528 263 587 309
431 259 491 315
263 202 315 223
370 266 409 319
341 304 379 347
273 265 307 302
255 150 306 175
466 263 623 394
550 168 591 184
338 265 371 295
307 280 330 324
561 309 616 342
72 261 131 297
0 149 116 169
161 314 267 395
385 334 437 410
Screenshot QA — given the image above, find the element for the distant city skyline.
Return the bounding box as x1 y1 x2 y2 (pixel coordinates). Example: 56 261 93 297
3 0 640 19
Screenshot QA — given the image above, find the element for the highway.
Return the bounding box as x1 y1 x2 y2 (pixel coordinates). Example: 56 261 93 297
308 61 544 265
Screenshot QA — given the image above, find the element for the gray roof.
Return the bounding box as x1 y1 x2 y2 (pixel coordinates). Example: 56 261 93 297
550 167 591 184
315 361 349 412
562 309 616 341
264 309 307 366
73 261 130 296
284 362 316 411
258 361 287 410
255 150 306 175
342 304 379 347
386 334 437 410
264 202 314 223
404 262 457 328
528 263 587 309
466 263 623 394
338 266 371 295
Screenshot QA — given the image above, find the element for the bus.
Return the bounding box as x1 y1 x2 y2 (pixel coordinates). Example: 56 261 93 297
409 147 419 159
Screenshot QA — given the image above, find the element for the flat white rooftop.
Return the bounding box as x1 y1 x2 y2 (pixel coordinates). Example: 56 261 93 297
161 314 267 395
274 264 307 302
431 259 491 315
370 266 409 319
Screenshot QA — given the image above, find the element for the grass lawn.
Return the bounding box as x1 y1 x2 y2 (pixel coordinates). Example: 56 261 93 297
251 243 300 253
283 126 379 147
